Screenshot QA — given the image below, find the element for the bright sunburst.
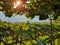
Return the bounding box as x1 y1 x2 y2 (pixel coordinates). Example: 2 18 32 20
13 0 20 8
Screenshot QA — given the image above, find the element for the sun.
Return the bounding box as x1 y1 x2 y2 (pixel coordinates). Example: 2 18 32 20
13 0 20 8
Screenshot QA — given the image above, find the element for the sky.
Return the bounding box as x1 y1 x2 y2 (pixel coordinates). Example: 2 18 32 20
0 11 50 23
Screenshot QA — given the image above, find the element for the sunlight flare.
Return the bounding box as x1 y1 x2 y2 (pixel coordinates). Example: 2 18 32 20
13 0 20 8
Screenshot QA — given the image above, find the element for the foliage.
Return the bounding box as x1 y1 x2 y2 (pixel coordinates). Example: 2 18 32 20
0 0 26 17
26 0 60 20
0 0 14 17
56 16 60 21
0 21 60 45
0 0 60 19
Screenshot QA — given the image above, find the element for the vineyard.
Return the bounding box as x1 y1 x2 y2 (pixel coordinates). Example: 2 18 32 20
0 21 60 45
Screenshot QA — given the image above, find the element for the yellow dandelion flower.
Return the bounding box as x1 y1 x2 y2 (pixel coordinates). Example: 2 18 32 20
24 27 29 31
32 40 37 44
26 41 32 45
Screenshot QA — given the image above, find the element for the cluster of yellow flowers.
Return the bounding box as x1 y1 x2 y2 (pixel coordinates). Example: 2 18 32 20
0 22 60 45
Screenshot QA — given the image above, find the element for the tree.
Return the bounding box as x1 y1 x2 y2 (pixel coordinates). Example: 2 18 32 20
0 0 14 17
26 0 60 20
0 0 26 17
0 0 60 20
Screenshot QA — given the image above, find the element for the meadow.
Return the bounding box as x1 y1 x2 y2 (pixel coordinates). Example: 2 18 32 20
0 21 60 45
